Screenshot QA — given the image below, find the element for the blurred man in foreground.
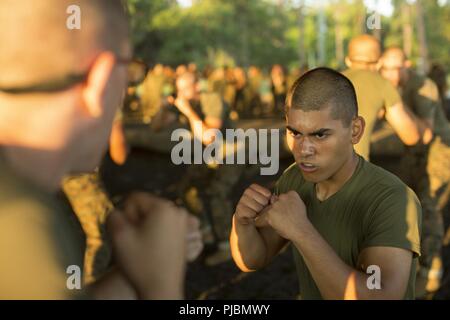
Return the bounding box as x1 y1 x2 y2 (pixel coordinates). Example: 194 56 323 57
0 0 193 299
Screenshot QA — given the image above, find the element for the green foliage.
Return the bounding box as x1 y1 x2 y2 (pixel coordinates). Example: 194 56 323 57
125 0 450 69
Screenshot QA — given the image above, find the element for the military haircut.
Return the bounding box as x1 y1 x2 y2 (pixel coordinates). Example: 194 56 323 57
0 0 129 86
286 67 359 128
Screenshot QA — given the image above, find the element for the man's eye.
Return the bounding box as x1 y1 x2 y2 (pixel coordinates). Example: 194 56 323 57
315 133 327 139
289 131 300 138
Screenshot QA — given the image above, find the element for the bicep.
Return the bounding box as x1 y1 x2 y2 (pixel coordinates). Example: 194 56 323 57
357 246 413 299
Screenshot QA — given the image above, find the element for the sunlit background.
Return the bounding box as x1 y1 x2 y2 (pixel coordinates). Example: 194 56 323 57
126 0 449 73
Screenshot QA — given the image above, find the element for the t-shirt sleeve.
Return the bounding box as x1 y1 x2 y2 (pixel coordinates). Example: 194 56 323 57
361 185 422 257
381 77 402 110
0 199 86 299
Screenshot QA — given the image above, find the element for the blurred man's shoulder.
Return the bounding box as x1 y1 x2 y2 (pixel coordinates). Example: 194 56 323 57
342 68 384 82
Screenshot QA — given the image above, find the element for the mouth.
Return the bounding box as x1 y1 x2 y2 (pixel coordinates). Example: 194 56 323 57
299 162 318 173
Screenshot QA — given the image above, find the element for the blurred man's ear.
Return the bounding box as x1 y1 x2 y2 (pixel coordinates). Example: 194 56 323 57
345 57 352 68
82 52 116 118
404 60 412 68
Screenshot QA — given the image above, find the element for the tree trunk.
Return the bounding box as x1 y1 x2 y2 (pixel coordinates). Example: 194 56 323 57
402 2 413 58
415 0 429 73
334 6 344 68
298 0 306 66
317 2 327 66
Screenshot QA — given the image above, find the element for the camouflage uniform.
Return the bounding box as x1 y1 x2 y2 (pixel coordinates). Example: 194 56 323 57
398 71 450 293
62 172 113 285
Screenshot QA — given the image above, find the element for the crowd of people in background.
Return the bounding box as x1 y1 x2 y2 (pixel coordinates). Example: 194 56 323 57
125 62 450 127
125 63 312 124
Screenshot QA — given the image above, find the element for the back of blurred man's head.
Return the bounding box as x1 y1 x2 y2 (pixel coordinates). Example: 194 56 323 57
345 34 381 71
0 0 130 175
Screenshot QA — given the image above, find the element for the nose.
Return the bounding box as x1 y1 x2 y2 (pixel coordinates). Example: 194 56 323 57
295 136 315 158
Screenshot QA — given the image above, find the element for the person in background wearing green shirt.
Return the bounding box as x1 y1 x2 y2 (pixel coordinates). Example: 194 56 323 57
230 67 422 300
342 34 424 161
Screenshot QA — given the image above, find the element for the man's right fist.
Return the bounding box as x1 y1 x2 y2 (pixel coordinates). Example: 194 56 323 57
234 184 272 225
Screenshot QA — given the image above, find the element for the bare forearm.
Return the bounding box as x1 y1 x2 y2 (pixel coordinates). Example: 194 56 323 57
292 224 390 300
230 215 268 272
386 104 420 146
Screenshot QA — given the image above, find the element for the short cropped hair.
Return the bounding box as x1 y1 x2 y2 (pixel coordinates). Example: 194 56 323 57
286 67 358 127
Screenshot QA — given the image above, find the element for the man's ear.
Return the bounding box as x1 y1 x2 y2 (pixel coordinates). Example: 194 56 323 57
404 60 412 68
82 52 116 118
351 116 365 145
345 57 352 68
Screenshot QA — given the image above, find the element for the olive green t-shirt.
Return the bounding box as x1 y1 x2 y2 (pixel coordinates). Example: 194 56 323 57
275 156 422 300
342 69 402 160
0 153 86 299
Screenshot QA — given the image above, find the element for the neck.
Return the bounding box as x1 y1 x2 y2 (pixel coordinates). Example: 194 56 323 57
315 152 360 201
1 146 68 193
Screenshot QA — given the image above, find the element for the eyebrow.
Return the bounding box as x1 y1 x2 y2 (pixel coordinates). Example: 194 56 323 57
286 126 332 136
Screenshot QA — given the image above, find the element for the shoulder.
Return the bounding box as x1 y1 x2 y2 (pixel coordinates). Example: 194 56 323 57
345 159 419 218
357 160 421 222
358 160 416 199
357 161 421 256
343 69 383 83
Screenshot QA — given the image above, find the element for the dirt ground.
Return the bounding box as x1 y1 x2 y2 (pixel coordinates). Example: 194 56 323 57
101 146 450 300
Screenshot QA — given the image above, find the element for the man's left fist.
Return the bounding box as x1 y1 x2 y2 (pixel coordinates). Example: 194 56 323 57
264 190 309 241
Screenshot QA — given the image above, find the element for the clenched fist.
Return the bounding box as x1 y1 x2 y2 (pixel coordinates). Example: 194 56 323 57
107 192 188 299
234 184 275 226
261 190 310 241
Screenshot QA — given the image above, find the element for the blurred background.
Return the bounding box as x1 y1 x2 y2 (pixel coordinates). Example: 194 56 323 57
126 0 450 73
